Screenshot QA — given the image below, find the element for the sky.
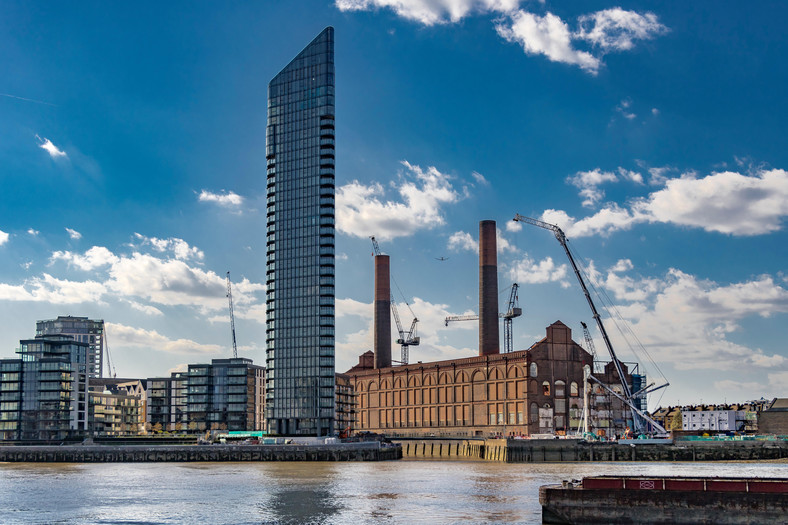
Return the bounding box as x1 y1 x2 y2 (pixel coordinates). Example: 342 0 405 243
1 1 787 410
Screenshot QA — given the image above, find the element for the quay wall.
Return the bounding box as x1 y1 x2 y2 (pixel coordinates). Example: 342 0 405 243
394 438 788 462
0 442 402 463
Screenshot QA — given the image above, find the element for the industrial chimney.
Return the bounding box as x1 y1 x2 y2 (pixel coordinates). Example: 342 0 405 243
374 254 392 368
479 220 499 356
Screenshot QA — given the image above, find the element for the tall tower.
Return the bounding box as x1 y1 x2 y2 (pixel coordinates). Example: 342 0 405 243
373 254 392 369
479 220 499 356
265 27 336 436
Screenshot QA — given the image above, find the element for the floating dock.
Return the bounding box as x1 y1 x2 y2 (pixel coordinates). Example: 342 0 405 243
540 476 788 524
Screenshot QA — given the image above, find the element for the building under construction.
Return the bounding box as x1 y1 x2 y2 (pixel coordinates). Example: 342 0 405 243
346 220 640 438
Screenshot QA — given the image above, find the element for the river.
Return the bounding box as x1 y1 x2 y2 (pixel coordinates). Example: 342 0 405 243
1 459 785 524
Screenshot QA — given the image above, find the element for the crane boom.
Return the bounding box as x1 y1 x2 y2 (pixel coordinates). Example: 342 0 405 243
513 214 668 434
226 271 238 359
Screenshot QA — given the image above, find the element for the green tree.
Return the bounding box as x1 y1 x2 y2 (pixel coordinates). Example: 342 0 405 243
670 410 683 431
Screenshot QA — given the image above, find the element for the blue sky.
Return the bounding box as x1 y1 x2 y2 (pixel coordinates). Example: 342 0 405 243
1 1 787 409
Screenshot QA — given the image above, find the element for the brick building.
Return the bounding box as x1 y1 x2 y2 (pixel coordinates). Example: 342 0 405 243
346 321 595 437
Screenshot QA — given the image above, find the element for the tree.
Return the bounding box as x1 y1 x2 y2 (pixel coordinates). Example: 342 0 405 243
153 422 163 433
670 410 683 431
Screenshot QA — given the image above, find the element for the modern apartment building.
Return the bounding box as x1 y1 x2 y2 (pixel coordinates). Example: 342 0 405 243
37 316 105 378
186 358 265 432
0 335 89 441
265 27 336 436
147 372 188 431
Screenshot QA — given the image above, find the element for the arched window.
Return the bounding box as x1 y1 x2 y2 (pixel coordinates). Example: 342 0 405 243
529 402 538 423
555 380 565 397
570 382 579 396
530 363 538 377
542 381 551 396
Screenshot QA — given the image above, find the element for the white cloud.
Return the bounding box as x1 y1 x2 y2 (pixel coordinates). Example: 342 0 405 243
448 231 478 253
615 99 636 120
335 0 519 26
0 230 8 246
65 228 82 240
505 220 522 232
126 300 164 316
618 168 643 184
597 267 788 371
495 11 600 73
337 297 374 319
337 161 461 240
198 190 244 208
27 229 39 236
576 8 668 52
107 322 222 355
51 246 119 271
567 168 618 208
471 171 489 185
133 233 204 261
545 168 788 238
634 169 788 236
651 108 659 116
36 135 67 158
0 274 105 304
508 255 568 286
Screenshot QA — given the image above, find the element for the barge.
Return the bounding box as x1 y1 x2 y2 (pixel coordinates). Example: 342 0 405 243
540 476 788 524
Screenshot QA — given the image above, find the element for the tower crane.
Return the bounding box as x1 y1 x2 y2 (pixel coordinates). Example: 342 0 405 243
580 321 597 361
512 213 668 435
444 283 522 353
370 237 419 365
226 271 238 359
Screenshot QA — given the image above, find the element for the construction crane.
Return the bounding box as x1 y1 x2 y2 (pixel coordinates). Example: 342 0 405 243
512 213 668 435
580 321 597 360
104 325 117 378
444 283 522 353
370 236 419 365
226 271 238 359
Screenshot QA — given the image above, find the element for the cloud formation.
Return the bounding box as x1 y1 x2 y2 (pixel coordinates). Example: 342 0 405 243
0 230 8 246
107 322 222 355
133 233 205 261
36 135 67 158
447 228 516 254
65 228 82 240
337 2 666 73
198 190 244 208
546 168 788 237
594 263 788 372
337 161 461 240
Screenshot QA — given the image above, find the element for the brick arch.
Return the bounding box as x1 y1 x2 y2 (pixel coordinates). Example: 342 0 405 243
470 369 485 383
507 365 524 379
456 370 469 383
407 375 421 387
368 381 378 391
380 379 391 390
489 367 504 380
423 374 435 386
394 377 405 389
438 372 449 385
356 381 366 392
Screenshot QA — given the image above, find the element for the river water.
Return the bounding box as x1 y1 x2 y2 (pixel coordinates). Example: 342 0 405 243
0 459 785 524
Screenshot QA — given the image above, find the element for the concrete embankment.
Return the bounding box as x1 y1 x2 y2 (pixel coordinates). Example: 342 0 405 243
395 437 788 462
0 442 402 463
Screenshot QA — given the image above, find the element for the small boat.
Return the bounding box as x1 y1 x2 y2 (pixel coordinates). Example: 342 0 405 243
540 476 788 524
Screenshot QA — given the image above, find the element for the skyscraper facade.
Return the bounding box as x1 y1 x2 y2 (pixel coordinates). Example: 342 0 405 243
265 27 336 436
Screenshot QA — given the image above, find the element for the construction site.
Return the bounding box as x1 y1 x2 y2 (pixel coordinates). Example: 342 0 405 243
345 218 667 439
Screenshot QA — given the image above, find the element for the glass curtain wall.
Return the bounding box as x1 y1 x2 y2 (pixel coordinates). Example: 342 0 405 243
265 27 336 436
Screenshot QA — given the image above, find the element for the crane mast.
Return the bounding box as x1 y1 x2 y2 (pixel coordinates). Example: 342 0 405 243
513 214 667 434
226 271 238 359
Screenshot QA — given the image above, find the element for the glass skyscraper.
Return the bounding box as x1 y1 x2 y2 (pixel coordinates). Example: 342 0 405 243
265 27 335 436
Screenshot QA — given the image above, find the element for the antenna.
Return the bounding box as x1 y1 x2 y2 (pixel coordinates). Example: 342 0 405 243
226 271 238 359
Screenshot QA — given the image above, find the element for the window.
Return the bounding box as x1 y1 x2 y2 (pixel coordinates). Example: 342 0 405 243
570 382 579 396
555 380 565 397
542 381 551 396
530 363 538 377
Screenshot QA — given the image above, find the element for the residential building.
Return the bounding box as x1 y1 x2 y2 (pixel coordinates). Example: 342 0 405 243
147 372 188 432
335 373 356 435
265 27 336 436
36 316 105 378
186 358 264 432
682 408 738 432
89 390 142 437
0 335 89 441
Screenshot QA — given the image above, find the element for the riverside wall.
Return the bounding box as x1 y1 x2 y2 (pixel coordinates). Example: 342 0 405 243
0 442 402 463
394 438 788 462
